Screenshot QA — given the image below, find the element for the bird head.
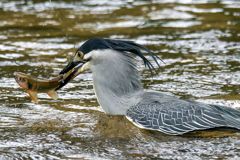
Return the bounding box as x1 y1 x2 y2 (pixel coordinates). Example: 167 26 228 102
56 38 163 90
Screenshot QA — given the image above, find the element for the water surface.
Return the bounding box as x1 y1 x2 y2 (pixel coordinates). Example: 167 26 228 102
0 0 240 159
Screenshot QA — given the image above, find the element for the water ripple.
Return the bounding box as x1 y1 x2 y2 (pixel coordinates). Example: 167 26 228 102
0 0 240 159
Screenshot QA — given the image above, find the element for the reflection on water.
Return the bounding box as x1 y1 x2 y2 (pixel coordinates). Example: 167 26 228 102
0 0 240 159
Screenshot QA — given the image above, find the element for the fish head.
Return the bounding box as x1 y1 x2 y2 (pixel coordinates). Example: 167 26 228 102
13 72 29 89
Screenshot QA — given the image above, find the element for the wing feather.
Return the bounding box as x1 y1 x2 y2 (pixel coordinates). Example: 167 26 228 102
126 101 240 135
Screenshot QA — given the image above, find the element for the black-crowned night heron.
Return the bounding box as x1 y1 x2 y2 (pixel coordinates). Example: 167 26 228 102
58 38 240 135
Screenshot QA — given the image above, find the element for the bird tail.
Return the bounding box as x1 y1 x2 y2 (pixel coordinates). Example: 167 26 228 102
210 104 240 129
210 104 240 119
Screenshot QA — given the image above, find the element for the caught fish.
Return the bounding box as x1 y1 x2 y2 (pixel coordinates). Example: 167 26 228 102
13 70 73 103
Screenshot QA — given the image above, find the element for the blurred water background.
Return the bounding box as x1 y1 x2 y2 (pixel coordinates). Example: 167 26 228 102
0 0 240 159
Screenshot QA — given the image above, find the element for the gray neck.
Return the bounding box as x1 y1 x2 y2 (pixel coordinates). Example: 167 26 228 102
89 49 144 115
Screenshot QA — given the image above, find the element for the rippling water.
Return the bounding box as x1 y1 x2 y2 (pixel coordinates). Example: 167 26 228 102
0 0 240 159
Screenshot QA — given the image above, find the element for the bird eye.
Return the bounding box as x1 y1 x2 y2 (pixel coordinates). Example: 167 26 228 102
73 51 84 61
77 51 83 59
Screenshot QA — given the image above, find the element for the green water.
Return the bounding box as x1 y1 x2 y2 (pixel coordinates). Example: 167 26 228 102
0 0 240 159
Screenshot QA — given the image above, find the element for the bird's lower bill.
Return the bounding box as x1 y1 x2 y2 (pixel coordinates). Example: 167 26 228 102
56 63 84 90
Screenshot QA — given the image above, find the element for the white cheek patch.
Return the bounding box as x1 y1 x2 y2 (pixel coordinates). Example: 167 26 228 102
83 51 94 60
83 50 104 60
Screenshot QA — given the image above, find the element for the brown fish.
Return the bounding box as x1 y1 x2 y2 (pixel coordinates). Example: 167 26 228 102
13 71 72 103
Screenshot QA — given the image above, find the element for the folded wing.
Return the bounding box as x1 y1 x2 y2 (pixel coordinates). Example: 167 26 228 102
126 101 240 135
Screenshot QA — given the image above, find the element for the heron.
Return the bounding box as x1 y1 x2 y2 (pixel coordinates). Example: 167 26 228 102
58 38 240 135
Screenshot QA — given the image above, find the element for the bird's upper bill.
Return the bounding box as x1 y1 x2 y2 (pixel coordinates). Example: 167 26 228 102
56 51 87 90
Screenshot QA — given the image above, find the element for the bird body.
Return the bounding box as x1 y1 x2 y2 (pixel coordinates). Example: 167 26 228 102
59 38 240 135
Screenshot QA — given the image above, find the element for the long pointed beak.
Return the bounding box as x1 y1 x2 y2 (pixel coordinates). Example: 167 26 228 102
56 60 84 90
59 59 81 75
